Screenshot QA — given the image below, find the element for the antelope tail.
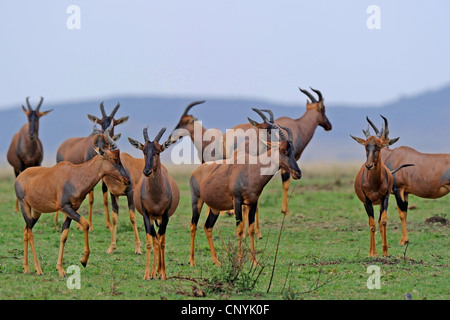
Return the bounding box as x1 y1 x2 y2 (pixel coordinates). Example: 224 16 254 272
391 164 415 175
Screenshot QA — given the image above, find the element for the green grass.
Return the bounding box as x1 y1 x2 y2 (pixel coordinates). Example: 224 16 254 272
0 163 448 300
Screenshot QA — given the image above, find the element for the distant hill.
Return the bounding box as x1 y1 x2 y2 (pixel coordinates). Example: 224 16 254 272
0 85 448 168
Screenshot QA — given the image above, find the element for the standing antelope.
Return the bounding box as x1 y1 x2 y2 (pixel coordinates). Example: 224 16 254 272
351 116 413 257
128 127 179 280
231 87 332 215
366 119 450 245
56 101 128 230
15 137 130 277
54 121 121 229
189 112 302 267
7 97 53 212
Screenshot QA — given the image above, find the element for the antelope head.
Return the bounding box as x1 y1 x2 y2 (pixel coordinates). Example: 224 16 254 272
299 87 332 131
87 101 129 136
350 115 399 170
128 127 170 176
21 97 53 140
168 100 205 143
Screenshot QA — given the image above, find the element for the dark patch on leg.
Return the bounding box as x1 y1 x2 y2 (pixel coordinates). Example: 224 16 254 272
204 209 219 229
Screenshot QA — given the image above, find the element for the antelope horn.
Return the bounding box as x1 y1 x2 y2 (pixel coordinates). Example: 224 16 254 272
105 128 118 150
362 124 371 138
277 124 293 141
380 115 389 139
309 87 323 102
366 116 380 135
143 126 150 143
110 102 120 118
299 87 317 103
260 109 274 122
182 100 206 116
35 96 44 112
25 97 32 112
99 102 107 117
154 127 167 143
274 125 288 141
251 108 269 123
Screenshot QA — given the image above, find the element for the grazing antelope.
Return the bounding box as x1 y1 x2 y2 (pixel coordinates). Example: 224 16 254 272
54 122 121 229
15 136 130 277
7 97 53 212
189 113 302 267
231 87 332 215
56 102 128 230
351 116 413 257
128 127 180 280
366 119 450 245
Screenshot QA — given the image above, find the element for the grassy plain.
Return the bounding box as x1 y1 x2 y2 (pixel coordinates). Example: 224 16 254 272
0 163 448 300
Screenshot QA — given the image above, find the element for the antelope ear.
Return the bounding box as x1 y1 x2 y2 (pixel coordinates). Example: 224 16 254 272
350 134 366 145
248 117 260 128
383 137 399 147
112 133 121 141
128 137 143 150
114 116 129 126
317 101 324 111
38 109 53 117
87 114 100 123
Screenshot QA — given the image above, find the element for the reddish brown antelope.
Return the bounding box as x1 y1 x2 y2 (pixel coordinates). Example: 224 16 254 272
56 102 128 230
103 150 144 255
7 97 53 212
54 121 121 229
351 116 413 257
366 119 450 245
189 114 302 267
231 87 332 215
15 137 130 276
128 127 180 280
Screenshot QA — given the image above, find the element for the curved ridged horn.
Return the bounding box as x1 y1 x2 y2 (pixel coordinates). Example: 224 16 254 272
99 102 107 117
309 87 323 102
274 125 288 141
260 109 274 122
35 96 44 112
380 115 389 139
110 102 120 118
182 100 206 116
362 124 370 138
277 125 293 141
251 108 269 123
143 126 150 143
25 97 32 112
104 122 118 150
366 116 380 137
154 127 167 143
299 87 317 103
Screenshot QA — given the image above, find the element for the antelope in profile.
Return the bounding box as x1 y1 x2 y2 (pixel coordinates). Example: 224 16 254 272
56 102 128 230
231 87 332 216
7 97 53 212
189 111 302 267
351 116 413 257
128 127 180 280
15 135 130 276
366 120 449 245
54 121 121 229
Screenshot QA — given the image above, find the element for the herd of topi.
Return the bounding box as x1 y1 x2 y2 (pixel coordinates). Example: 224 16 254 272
5 89 450 280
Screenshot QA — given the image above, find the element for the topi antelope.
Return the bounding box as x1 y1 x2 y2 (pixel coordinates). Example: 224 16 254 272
188 114 302 267
103 150 144 255
351 116 413 257
15 135 130 276
56 101 128 230
54 121 121 229
128 127 180 280
231 87 332 216
7 97 53 213
366 119 450 245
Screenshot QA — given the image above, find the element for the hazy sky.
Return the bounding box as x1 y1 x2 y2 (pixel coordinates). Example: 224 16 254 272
1 1 449 109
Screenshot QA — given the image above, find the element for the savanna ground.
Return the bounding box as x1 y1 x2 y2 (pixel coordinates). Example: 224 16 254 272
0 163 448 300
